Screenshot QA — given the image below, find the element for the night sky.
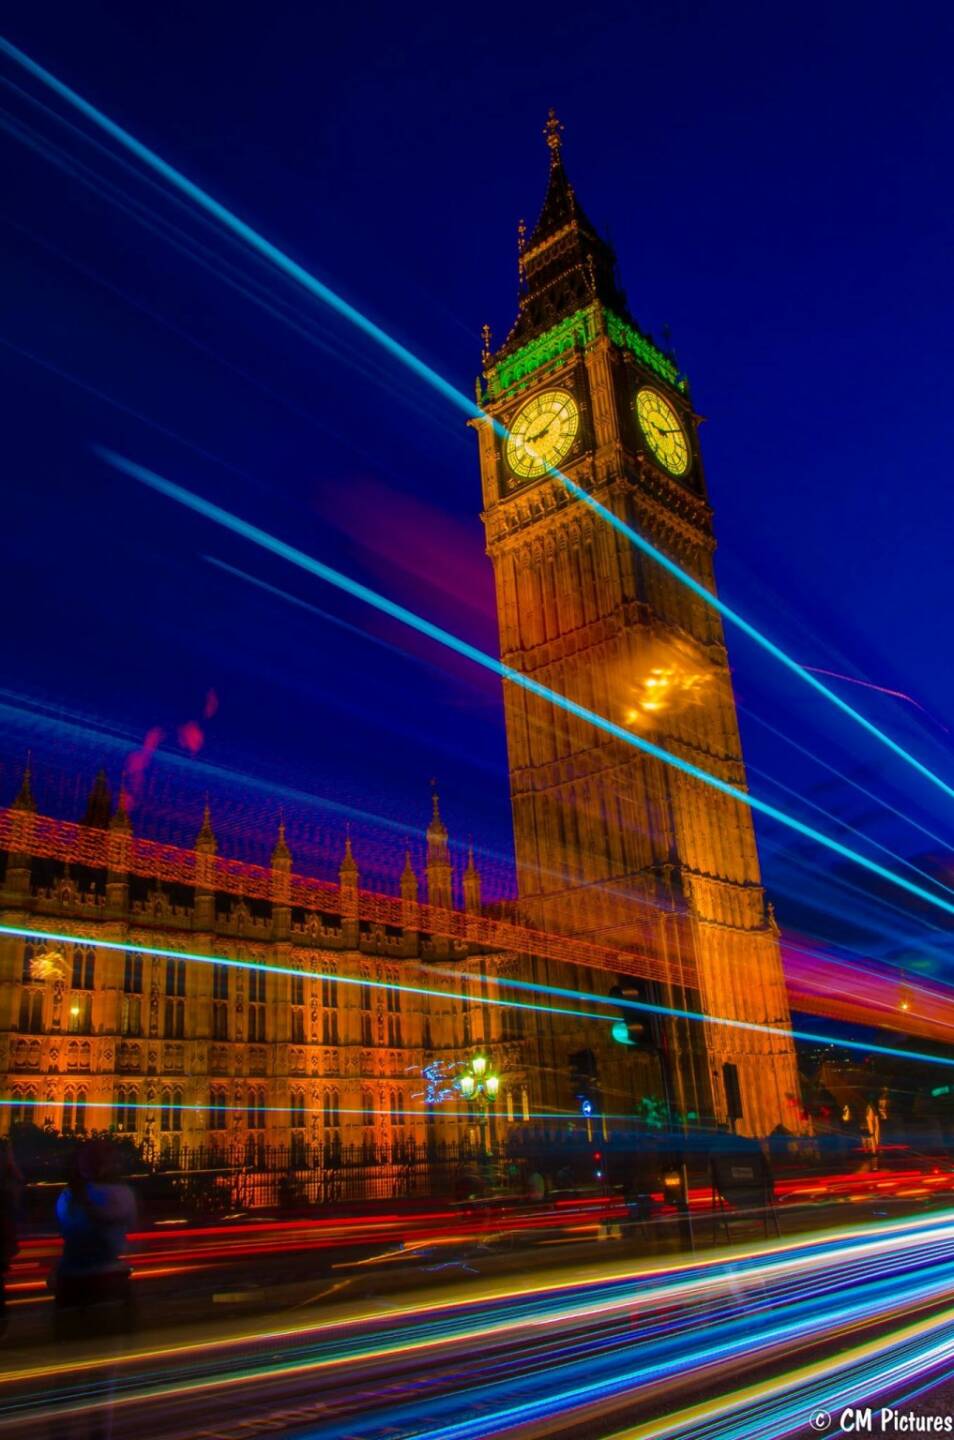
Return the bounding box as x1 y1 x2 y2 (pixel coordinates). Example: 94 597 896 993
3 2 954 976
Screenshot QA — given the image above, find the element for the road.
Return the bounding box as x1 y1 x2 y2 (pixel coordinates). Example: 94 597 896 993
4 1185 954 1439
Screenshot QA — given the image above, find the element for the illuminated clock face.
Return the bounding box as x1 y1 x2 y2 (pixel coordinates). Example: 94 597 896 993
505 390 580 480
635 388 690 477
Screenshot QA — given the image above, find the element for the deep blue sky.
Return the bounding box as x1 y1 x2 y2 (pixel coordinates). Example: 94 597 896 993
2 2 954 964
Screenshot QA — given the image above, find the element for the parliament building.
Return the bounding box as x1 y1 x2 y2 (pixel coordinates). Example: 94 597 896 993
0 116 801 1156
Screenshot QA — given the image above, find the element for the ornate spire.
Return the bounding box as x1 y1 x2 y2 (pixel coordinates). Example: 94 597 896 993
195 799 217 855
82 768 112 830
400 845 419 903
110 786 132 834
12 754 36 813
339 827 358 879
544 107 564 169
271 814 292 866
427 783 448 842
494 111 629 356
463 841 482 916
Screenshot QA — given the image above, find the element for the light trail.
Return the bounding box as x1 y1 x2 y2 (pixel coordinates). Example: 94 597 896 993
4 920 954 1074
100 450 954 930
3 35 951 813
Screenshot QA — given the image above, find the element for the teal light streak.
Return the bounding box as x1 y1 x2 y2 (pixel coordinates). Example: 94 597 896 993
99 450 954 935
3 36 951 809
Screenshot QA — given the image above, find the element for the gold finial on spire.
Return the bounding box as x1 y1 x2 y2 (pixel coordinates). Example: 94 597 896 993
544 108 564 167
481 323 492 366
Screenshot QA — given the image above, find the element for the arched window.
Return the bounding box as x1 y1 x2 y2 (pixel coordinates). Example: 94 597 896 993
115 1086 138 1133
161 1086 183 1133
289 1090 305 1129
72 946 95 991
208 1087 227 1131
323 1089 340 1130
63 1088 86 1133
18 989 43 1034
21 943 36 985
361 1090 374 1128
247 1086 266 1130
390 1090 405 1128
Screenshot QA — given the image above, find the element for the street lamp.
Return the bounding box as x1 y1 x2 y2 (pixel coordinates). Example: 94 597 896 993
457 1053 500 1153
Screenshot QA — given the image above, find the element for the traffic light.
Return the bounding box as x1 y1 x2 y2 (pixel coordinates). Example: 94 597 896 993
608 980 655 1049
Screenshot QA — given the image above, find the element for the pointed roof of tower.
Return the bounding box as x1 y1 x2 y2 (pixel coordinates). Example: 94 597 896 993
110 788 133 834
500 110 629 354
12 755 36 813
426 787 449 844
82 769 112 830
463 842 479 878
271 815 292 866
195 800 217 854
339 828 358 879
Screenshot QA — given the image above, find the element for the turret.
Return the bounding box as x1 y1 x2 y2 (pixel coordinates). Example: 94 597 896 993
425 791 453 913
194 801 217 929
5 756 37 896
82 769 112 830
400 846 419 934
106 789 133 910
338 829 359 944
271 816 292 938
462 843 482 917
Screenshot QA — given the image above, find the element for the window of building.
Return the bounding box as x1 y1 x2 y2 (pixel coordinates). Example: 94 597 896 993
390 1090 405 1127
322 1089 339 1130
290 973 304 1007
208 1087 227 1131
72 946 95 991
321 1007 339 1045
502 1002 524 1042
247 1086 266 1130
165 958 186 997
21 943 36 985
115 1086 138 1132
67 993 92 1034
290 1090 305 1129
164 997 185 1039
212 1001 229 1041
359 984 373 1045
18 990 43 1034
160 1086 183 1132
248 1003 266 1042
123 952 143 994
321 976 337 1010
63 1088 87 1133
212 964 230 1001
386 985 402 1048
291 1008 305 1043
120 994 142 1037
248 968 266 1004
362 1090 374 1127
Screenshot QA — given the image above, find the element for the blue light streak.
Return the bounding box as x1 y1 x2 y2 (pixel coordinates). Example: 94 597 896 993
98 450 954 931
3 35 951 811
5 921 954 1073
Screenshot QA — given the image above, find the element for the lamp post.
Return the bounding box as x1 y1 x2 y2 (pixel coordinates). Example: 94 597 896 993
457 1053 500 1155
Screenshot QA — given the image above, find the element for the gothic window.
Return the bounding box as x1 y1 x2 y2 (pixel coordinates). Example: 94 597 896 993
10 1086 36 1126
247 1086 266 1130
62 1087 87 1134
248 966 266 1042
115 1086 138 1133
72 946 95 990
18 990 43 1034
422 1016 433 1053
67 994 92 1035
208 1087 227 1131
21 943 36 984
160 1086 183 1133
290 973 304 1006
212 964 230 1001
165 958 186 997
289 1090 305 1129
121 994 142 1037
321 1006 339 1045
212 1001 229 1041
390 1090 405 1128
359 984 373 1046
291 1008 305 1043
386 985 402 1047
361 1090 374 1128
123 952 143 994
322 1089 340 1131
502 1001 524 1042
164 997 185 1039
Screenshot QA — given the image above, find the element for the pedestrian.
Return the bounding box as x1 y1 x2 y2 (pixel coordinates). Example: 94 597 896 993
53 1138 137 1337
0 1138 23 1336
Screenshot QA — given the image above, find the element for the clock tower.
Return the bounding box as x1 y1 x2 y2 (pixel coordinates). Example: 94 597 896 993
473 114 800 1136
